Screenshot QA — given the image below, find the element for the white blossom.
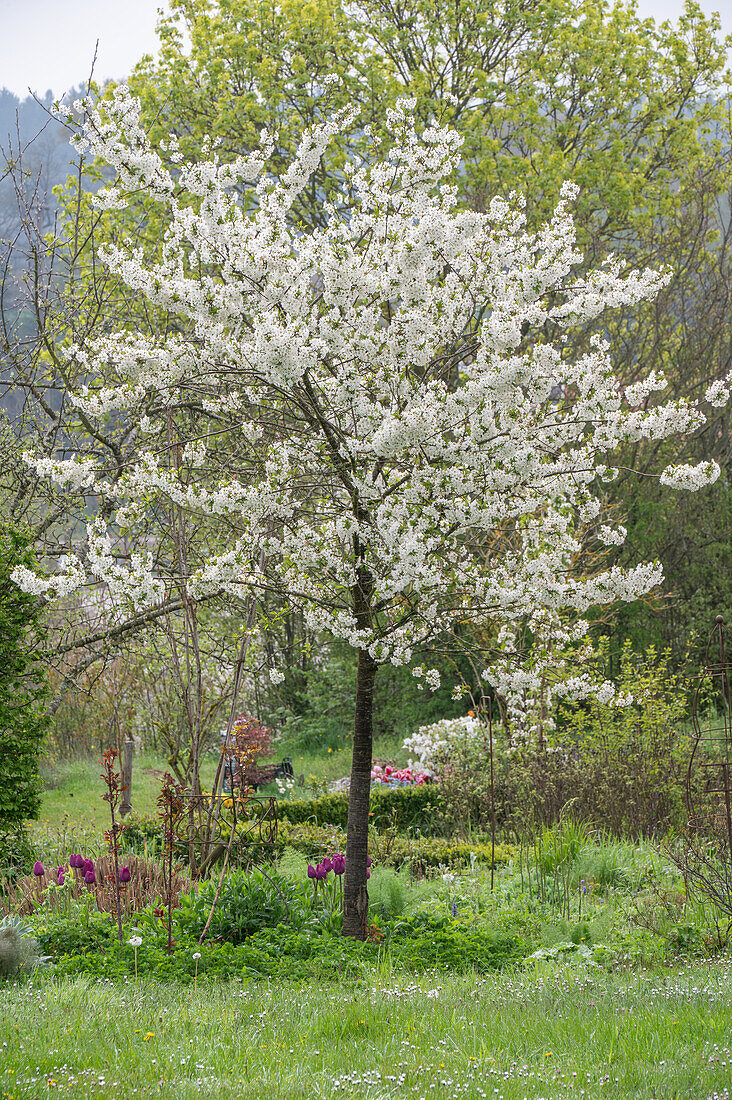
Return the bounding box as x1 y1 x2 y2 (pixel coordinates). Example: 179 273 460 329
660 461 721 491
13 90 728 711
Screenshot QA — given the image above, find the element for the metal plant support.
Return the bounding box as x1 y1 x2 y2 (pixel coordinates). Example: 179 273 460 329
687 615 732 852
174 790 279 875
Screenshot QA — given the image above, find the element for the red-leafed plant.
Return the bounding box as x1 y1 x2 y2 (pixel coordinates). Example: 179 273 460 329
230 712 273 791
157 772 185 954
100 747 126 942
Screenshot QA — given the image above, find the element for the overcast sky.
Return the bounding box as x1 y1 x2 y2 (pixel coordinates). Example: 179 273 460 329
0 0 730 100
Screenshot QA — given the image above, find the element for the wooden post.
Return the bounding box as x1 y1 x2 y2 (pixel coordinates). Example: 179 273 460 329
120 740 134 816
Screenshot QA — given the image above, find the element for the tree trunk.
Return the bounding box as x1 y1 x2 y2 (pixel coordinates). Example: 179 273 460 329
342 646 377 939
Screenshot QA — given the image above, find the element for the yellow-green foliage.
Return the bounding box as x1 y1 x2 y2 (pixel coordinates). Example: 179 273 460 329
549 643 693 835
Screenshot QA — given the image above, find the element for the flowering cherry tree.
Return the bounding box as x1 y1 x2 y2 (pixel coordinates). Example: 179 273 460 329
13 86 729 937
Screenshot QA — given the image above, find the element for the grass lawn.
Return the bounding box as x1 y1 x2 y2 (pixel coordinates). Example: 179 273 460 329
37 754 223 832
34 737 396 833
2 964 732 1098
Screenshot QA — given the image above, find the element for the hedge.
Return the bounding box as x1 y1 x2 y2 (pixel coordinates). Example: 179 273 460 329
121 812 514 872
276 784 448 834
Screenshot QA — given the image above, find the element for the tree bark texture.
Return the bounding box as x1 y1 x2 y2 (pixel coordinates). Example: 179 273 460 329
342 646 377 939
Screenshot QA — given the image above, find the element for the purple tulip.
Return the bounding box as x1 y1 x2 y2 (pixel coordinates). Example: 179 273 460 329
320 857 333 873
33 861 45 877
69 853 83 869
315 863 329 880
366 869 371 880
307 864 316 880
332 853 346 875
55 865 66 883
83 859 94 875
84 869 96 885
366 856 372 868
120 865 131 883
57 872 66 886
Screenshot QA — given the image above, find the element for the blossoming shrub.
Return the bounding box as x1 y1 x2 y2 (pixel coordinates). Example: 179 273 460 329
402 714 503 837
402 715 485 775
370 764 431 786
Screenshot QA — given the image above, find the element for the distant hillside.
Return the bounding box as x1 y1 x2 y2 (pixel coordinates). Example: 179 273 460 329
0 87 78 420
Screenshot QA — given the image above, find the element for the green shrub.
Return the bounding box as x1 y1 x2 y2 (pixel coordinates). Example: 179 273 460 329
275 784 447 834
34 908 119 958
0 827 35 884
48 923 379 982
389 915 528 972
169 867 311 944
121 812 514 872
0 529 47 831
41 910 527 981
437 644 695 838
512 644 693 837
379 834 515 872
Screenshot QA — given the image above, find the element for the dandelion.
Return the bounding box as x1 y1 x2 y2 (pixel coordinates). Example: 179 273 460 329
128 936 142 979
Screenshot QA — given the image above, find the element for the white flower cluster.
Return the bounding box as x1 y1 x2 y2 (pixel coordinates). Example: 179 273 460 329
14 88 729 705
659 461 721 491
402 715 484 773
705 372 732 408
25 453 97 491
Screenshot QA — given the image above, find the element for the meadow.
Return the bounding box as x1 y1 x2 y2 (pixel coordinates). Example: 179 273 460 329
3 966 732 1098
3 723 732 1099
